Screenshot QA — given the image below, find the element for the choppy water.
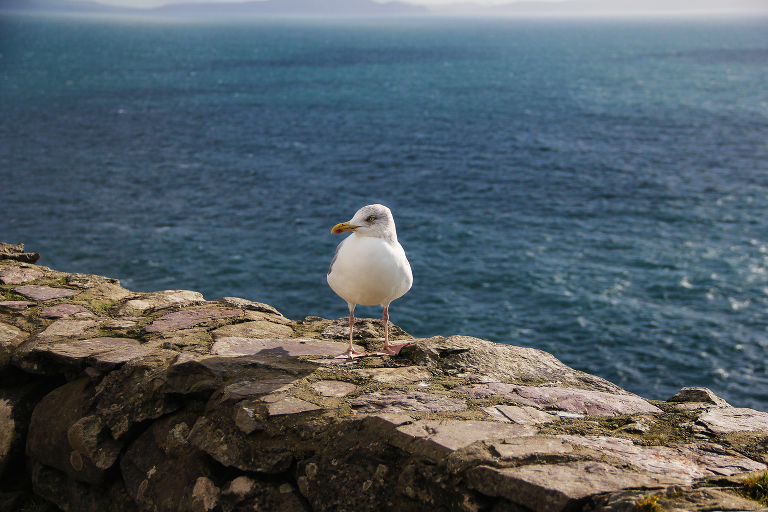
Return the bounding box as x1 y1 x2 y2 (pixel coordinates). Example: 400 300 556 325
2 13 768 409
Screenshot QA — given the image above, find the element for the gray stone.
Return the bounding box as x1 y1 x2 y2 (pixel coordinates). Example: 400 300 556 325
0 300 36 311
391 419 538 459
454 383 662 416
490 436 577 460
311 380 357 397
0 244 39 263
15 285 81 301
115 290 206 316
218 297 284 316
103 318 138 329
40 304 94 319
211 337 360 357
349 366 432 384
38 319 100 338
349 390 468 414
697 407 768 434
483 405 559 425
267 397 323 417
0 266 43 284
401 336 627 394
188 477 220 512
144 308 243 333
559 435 766 482
467 462 680 512
667 387 732 409
222 378 297 401
0 322 28 373
32 337 141 370
234 401 264 434
211 321 294 340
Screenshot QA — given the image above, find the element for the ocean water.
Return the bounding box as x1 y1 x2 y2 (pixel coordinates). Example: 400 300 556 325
2 13 768 409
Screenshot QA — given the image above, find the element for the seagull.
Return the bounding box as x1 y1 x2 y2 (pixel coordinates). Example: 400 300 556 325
327 204 413 359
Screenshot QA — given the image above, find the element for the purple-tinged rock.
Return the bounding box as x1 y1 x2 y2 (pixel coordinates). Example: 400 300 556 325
349 390 468 414
483 405 559 426
0 301 36 311
38 319 100 338
144 308 243 333
350 366 432 384
311 380 357 397
391 419 538 459
454 383 662 417
116 290 205 316
32 337 141 370
0 267 43 285
14 285 81 301
466 462 681 512
211 337 360 357
697 408 768 434
267 397 323 417
40 304 94 319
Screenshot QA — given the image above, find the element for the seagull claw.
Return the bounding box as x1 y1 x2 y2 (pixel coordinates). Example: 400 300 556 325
334 349 366 360
374 342 410 357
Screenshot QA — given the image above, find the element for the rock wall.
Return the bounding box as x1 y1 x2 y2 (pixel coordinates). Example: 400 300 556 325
1 256 767 512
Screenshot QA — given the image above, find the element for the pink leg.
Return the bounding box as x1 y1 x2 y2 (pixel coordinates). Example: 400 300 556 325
335 307 365 359
376 306 409 356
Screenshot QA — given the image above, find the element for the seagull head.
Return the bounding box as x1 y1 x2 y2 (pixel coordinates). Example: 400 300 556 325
331 204 398 241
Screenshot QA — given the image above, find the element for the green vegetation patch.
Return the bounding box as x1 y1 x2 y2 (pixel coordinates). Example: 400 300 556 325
737 471 768 505
635 493 662 512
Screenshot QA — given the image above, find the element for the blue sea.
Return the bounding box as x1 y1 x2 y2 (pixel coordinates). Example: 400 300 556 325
2 13 768 410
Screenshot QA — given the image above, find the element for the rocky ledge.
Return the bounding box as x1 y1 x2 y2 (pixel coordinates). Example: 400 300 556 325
1 257 767 512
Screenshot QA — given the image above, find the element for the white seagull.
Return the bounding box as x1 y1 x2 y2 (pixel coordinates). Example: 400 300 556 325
327 204 413 359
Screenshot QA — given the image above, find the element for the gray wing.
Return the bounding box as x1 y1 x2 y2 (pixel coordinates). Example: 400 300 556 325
328 237 347 276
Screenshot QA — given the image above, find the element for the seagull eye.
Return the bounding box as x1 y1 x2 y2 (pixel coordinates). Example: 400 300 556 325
367 216 376 222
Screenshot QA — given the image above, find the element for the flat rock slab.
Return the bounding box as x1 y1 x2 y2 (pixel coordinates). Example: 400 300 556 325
667 387 731 408
467 462 681 512
144 308 243 333
116 290 206 315
311 380 357 397
490 436 577 460
211 337 361 357
349 390 468 414
267 396 323 416
40 304 94 319
218 297 283 316
38 319 100 338
0 267 43 284
0 301 37 311
211 321 294 340
454 383 662 417
32 337 141 369
697 408 768 434
88 345 164 371
349 366 432 384
484 405 559 426
14 285 81 301
392 419 538 459
559 435 766 482
223 379 298 401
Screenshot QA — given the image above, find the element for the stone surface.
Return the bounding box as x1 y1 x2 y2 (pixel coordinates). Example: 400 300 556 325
15 285 81 301
0 300 36 311
211 320 295 339
39 304 94 319
483 404 560 425
218 297 283 316
697 407 768 434
0 266 43 285
0 244 39 263
321 316 410 341
350 366 432 384
115 289 206 316
467 462 680 512
211 337 360 357
144 307 243 333
3 259 768 512
311 380 357 397
349 390 469 414
455 383 662 416
30 337 141 370
401 336 627 394
392 419 538 459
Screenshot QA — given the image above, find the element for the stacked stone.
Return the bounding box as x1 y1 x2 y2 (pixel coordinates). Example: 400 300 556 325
1 257 767 512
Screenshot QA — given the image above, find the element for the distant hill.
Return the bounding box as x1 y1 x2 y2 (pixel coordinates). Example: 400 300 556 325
2 0 767 17
0 0 428 17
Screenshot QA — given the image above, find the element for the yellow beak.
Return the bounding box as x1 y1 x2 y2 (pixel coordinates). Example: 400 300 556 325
331 222 359 234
